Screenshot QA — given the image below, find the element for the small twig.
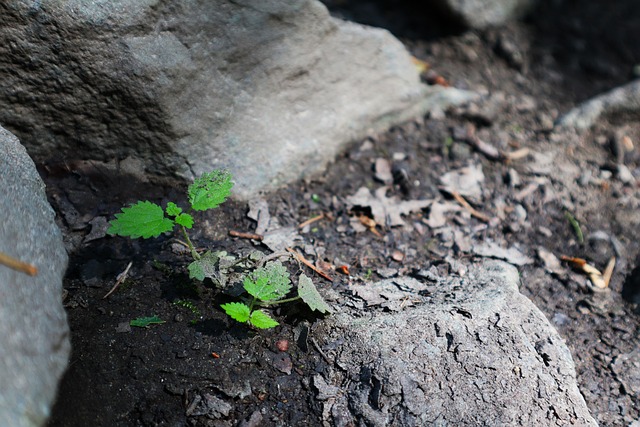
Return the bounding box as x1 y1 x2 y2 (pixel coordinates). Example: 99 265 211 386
463 124 504 161
310 337 332 364
298 213 325 229
0 251 38 276
229 230 264 241
450 191 491 223
504 148 530 161
103 261 133 299
257 251 291 268
286 247 333 282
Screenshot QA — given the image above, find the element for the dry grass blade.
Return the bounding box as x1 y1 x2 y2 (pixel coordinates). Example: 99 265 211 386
0 251 38 276
450 191 491 223
298 213 325 229
103 261 133 299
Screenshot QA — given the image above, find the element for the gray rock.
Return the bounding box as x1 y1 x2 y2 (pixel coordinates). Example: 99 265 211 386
0 0 476 199
557 79 640 130
0 127 70 427
316 260 597 426
432 0 537 29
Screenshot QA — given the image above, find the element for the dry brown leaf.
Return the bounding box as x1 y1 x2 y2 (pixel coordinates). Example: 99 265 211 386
346 186 432 228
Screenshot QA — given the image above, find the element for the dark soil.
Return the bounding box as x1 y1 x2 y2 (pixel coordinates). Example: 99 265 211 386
45 1 640 426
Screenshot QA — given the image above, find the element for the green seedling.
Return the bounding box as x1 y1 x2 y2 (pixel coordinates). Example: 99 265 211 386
221 261 332 329
108 169 332 329
108 170 232 262
174 299 201 324
130 315 165 328
563 210 584 244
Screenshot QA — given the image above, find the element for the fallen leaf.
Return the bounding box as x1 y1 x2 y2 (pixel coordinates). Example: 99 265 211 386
247 198 271 235
346 186 432 227
263 227 303 252
423 202 461 228
439 164 485 202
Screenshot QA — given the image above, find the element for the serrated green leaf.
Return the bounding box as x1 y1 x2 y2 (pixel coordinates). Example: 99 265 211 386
221 302 251 323
243 261 291 302
188 170 233 211
108 201 175 239
249 310 279 329
298 274 333 314
130 315 165 328
175 213 194 228
188 251 220 281
165 202 182 217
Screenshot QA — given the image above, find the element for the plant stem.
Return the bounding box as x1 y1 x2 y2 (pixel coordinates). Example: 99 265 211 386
180 226 200 260
258 296 301 306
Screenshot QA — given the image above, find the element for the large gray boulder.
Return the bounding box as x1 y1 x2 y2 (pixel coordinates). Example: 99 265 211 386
0 0 474 199
432 0 537 29
0 127 70 427
315 261 597 426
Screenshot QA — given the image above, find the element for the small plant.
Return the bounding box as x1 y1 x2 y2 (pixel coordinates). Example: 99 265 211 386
173 299 202 324
108 170 233 261
108 169 332 329
221 261 332 329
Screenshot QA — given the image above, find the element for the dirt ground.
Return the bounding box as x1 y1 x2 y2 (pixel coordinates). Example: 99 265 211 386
44 1 640 426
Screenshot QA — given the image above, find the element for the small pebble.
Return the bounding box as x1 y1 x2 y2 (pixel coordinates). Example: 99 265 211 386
276 339 289 352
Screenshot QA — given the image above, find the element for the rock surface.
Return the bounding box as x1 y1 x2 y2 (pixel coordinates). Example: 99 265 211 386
0 127 70 427
0 0 475 199
315 260 597 426
432 0 537 29
557 79 640 130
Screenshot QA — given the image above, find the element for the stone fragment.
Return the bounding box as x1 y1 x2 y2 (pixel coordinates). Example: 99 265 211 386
317 261 597 426
557 79 640 130
0 126 70 427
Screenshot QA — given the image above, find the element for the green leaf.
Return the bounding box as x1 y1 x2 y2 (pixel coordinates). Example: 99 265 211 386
175 213 194 229
221 302 251 323
249 310 279 329
165 202 182 217
188 251 220 282
130 315 165 328
298 274 333 314
243 261 291 302
188 170 233 212
108 201 175 239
